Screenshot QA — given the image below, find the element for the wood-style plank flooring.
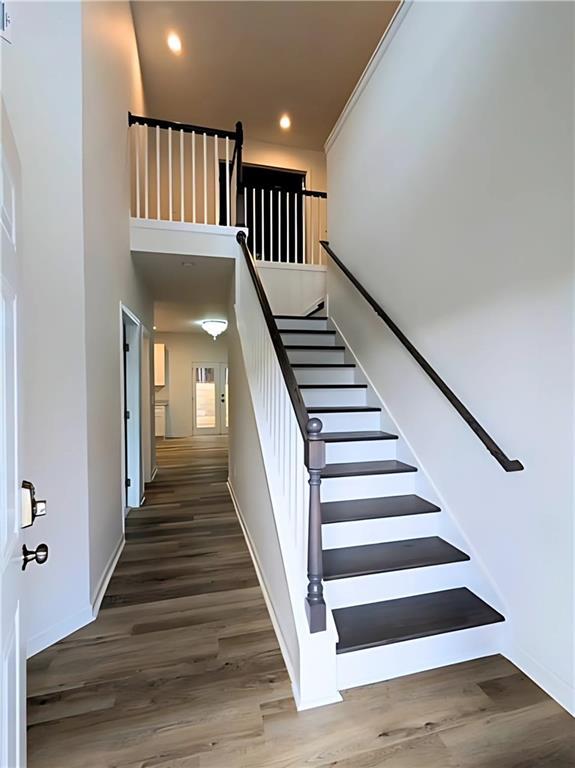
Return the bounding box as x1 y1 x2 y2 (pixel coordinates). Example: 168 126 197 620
28 437 574 767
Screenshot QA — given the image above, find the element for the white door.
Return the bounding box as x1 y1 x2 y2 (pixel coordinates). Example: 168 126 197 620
192 363 228 435
1 109 26 768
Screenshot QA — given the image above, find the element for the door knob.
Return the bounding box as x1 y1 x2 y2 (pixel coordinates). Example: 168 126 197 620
22 543 49 571
21 481 47 528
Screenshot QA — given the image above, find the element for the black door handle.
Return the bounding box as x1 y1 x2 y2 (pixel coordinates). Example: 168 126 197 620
22 543 49 571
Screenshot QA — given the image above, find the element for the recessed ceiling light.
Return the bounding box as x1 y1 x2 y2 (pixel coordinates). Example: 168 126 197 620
167 32 182 55
279 114 291 130
153 325 157 330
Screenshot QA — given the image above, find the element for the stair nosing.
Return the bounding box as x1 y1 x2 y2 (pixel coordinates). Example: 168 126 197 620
320 431 399 443
321 494 440 524
299 384 368 389
280 329 336 335
274 315 327 320
285 345 345 350
321 460 417 478
292 364 356 368
323 536 470 582
334 587 505 654
308 406 381 413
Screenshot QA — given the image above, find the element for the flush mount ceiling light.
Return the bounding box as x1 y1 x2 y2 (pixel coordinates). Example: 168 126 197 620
167 32 182 55
201 319 227 341
279 114 291 130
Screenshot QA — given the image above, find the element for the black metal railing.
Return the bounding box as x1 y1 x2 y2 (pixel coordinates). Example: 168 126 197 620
320 241 524 473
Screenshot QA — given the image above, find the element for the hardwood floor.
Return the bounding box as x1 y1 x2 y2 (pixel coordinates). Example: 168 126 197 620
27 437 574 767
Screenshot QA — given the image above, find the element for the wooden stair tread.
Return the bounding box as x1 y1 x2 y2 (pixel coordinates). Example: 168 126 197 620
285 344 345 350
299 384 368 389
321 460 416 478
308 406 381 414
322 494 440 524
291 363 356 368
323 536 469 581
321 430 398 442
334 588 505 654
280 329 336 335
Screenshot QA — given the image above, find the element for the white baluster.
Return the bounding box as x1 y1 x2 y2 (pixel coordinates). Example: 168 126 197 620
277 190 281 262
286 191 290 262
310 196 315 265
252 187 256 256
180 129 184 222
302 192 307 263
156 125 160 220
243 189 247 232
214 134 219 226
144 124 149 219
225 137 230 226
261 188 265 261
168 126 173 221
269 189 273 261
294 192 298 263
191 131 196 224
203 132 207 225
135 124 140 217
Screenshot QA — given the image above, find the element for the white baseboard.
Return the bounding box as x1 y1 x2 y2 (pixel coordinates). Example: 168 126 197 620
91 535 125 617
505 642 575 717
27 604 94 658
227 480 300 701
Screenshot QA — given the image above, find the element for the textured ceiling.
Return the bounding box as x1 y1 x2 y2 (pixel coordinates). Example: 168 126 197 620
131 1 399 150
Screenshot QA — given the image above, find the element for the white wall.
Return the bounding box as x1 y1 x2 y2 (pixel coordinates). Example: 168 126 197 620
256 263 326 316
244 139 326 192
326 1 574 711
82 0 153 604
2 2 92 653
155 332 228 437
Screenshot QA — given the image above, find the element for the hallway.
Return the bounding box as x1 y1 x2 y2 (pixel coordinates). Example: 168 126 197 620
27 439 574 767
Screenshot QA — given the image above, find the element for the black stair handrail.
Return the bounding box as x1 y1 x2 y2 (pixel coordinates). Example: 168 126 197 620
320 241 524 473
237 230 327 632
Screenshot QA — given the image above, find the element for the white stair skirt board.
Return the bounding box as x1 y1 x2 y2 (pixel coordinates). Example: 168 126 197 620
287 347 345 365
325 560 473 609
301 388 367 408
325 439 397 464
321 472 415 503
275 318 329 331
294 367 356 385
311 411 381 432
280 332 339 347
322 511 440 550
336 623 505 691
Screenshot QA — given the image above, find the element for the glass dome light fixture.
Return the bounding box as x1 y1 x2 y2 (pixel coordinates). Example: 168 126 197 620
201 319 228 341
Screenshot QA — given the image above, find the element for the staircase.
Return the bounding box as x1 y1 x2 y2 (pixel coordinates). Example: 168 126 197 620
275 311 505 691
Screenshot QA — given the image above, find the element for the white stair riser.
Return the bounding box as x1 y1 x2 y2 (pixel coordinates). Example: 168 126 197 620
302 388 367 408
281 332 338 347
311 411 380 432
336 623 504 691
322 512 439 549
287 348 345 364
275 318 328 331
325 561 472 609
321 472 415 502
325 439 397 464
294 368 356 385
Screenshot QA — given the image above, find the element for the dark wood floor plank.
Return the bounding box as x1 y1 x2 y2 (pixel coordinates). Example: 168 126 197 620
27 436 573 768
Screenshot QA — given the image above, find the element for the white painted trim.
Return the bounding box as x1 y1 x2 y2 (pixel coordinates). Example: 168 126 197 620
91 535 125 617
227 481 299 693
131 217 246 238
325 0 413 153
255 261 326 274
27 605 94 658
506 641 575 717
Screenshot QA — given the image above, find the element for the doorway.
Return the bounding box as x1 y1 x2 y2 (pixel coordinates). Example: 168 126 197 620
121 308 142 511
192 362 228 436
